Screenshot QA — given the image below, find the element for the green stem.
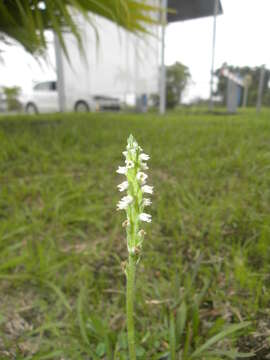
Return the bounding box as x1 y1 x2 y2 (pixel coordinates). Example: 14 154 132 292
126 254 136 360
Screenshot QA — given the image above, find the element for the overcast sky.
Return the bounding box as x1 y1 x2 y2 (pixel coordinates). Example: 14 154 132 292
167 0 270 101
0 0 269 101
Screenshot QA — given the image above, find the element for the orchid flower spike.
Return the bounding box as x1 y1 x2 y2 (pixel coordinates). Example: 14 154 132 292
116 134 153 255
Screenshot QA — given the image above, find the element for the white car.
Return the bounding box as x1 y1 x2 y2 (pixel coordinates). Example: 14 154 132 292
23 81 97 114
93 95 121 111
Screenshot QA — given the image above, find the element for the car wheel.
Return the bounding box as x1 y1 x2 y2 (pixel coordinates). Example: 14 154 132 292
75 101 89 113
26 103 38 114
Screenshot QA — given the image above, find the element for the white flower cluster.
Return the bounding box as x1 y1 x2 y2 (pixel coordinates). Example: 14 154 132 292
116 135 153 255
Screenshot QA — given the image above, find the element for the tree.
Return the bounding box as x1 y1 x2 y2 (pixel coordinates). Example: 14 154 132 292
149 62 190 109
166 62 190 108
215 64 270 107
3 86 22 111
0 1 159 55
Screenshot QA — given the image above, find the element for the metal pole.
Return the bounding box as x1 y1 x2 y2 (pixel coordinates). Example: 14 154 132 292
159 0 167 115
54 33 66 112
256 65 265 114
242 84 248 108
125 32 130 107
209 0 219 111
134 36 140 111
242 74 251 108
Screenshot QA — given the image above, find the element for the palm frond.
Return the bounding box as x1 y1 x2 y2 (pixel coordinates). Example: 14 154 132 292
0 0 161 55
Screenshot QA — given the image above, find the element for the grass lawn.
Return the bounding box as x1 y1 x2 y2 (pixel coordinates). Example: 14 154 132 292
0 109 270 359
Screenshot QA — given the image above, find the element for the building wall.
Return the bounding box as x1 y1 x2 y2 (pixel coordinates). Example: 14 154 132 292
56 7 160 110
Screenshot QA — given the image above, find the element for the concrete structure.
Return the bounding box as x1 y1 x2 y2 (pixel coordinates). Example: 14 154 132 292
221 67 244 113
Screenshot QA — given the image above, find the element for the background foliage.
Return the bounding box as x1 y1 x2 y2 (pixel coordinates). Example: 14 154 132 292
166 62 190 108
3 86 22 111
150 62 190 109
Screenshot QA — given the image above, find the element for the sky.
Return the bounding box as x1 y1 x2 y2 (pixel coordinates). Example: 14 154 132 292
0 0 270 101
166 0 270 101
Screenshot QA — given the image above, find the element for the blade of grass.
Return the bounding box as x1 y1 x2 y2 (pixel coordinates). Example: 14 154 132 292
169 310 176 360
191 322 251 358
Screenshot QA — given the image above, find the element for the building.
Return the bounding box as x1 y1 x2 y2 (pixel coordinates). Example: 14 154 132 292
54 0 222 112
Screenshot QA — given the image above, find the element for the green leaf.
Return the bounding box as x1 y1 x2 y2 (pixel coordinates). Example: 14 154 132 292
176 301 187 341
191 322 251 358
205 349 255 359
192 302 200 341
96 342 106 357
136 345 146 357
39 351 63 360
0 254 27 272
169 311 176 360
0 1 161 55
183 323 192 360
77 286 90 345
45 281 71 311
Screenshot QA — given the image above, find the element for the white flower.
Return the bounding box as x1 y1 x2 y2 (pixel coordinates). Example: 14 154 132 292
141 162 149 170
116 166 127 175
136 172 148 184
122 151 128 157
142 185 154 194
127 141 137 150
138 229 146 237
143 198 152 207
125 160 134 169
117 181 129 192
122 219 130 228
139 213 152 223
140 153 150 161
117 195 133 210
129 246 136 255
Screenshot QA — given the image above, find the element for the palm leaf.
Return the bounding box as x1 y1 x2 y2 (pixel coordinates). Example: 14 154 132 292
0 0 160 54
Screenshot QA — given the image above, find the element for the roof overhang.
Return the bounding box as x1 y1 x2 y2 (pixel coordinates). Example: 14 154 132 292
167 0 223 23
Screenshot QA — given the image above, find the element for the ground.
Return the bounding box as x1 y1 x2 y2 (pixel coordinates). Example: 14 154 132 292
0 109 270 359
